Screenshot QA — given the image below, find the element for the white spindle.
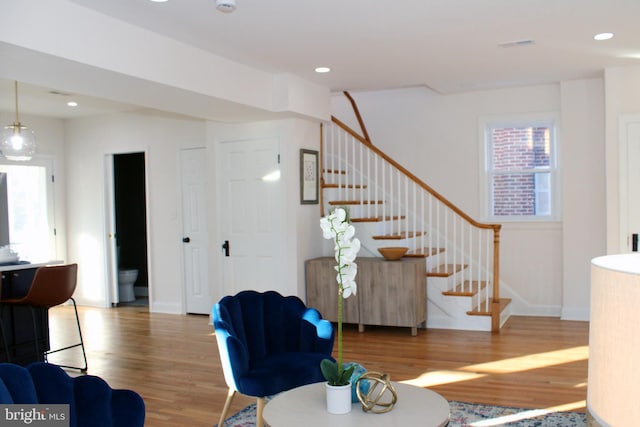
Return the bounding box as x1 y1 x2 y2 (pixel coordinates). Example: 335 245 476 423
403 175 408 248
323 122 499 324
365 146 370 218
351 135 356 203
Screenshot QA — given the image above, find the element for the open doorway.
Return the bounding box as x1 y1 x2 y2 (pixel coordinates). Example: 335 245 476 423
113 152 149 307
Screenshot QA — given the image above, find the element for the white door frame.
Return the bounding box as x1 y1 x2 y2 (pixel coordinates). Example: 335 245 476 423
103 151 153 308
619 114 640 253
104 154 119 305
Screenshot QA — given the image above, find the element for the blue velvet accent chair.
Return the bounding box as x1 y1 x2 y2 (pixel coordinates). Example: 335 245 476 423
0 362 145 427
212 290 334 427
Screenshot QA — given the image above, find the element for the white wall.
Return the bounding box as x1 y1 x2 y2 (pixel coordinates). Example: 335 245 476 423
9 78 609 321
291 120 326 298
331 81 606 319
560 78 606 320
65 113 206 312
604 65 640 254
58 110 325 313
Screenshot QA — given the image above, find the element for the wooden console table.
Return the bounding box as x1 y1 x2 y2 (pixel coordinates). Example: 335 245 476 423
305 257 426 335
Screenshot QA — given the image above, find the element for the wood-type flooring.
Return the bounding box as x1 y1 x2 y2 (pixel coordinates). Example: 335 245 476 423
46 306 589 427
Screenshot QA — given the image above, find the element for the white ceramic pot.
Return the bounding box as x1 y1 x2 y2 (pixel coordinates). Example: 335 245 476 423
325 382 352 414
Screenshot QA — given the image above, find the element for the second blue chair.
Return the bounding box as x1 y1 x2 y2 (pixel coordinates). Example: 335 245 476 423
212 290 335 427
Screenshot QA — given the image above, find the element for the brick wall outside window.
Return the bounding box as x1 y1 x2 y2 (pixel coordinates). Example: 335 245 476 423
491 127 550 217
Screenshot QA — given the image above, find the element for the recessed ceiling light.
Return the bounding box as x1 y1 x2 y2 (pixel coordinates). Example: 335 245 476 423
594 32 614 41
67 101 78 107
150 0 169 2
315 67 331 73
216 0 236 12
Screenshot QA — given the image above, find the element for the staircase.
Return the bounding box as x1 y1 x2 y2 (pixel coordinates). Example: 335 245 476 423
321 95 511 332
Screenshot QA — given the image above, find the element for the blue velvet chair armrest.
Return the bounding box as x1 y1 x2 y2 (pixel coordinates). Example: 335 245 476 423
301 308 335 355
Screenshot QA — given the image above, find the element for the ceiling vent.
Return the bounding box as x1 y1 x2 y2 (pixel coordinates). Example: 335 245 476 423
498 39 535 48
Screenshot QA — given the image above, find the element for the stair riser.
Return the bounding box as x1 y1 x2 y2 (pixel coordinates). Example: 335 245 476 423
426 291 492 331
323 187 370 202
324 203 391 220
322 122 508 331
355 220 408 235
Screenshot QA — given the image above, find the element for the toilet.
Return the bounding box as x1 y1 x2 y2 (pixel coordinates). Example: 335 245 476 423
118 269 138 302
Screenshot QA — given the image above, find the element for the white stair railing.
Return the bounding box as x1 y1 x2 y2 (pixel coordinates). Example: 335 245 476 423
322 119 503 330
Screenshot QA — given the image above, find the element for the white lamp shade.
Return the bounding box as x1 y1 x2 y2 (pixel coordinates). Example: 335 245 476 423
1 122 36 161
589 254 640 426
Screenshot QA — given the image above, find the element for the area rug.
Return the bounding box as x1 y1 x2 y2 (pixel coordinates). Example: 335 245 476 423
215 400 586 426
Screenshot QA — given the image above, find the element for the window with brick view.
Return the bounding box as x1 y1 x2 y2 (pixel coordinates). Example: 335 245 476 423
489 124 554 218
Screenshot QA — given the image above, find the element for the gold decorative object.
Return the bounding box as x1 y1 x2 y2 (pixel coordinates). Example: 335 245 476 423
377 247 408 261
355 372 398 413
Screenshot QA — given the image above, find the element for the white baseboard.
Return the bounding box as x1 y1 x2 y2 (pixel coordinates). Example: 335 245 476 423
560 307 590 321
149 301 181 314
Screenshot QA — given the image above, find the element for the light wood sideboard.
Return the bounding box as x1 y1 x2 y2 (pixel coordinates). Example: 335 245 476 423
305 257 426 335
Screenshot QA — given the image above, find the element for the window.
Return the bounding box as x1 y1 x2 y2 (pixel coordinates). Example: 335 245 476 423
0 159 56 261
482 116 559 221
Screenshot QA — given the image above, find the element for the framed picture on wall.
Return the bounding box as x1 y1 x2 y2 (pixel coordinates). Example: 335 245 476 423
300 149 319 204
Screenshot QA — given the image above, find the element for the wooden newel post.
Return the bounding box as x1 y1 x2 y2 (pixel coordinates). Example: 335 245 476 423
491 225 502 332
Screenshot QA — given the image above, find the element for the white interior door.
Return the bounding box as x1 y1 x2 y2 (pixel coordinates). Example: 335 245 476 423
181 148 211 314
620 115 640 252
218 138 282 297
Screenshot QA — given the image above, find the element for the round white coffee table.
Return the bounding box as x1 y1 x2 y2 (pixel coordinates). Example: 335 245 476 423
263 381 450 426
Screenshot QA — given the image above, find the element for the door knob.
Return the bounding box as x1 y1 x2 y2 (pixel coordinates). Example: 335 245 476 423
222 240 230 257
182 237 191 243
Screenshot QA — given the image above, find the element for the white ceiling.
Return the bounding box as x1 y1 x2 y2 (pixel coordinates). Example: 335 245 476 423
2 0 640 119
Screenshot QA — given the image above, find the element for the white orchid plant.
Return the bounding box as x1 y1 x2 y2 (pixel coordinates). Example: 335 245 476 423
319 207 361 386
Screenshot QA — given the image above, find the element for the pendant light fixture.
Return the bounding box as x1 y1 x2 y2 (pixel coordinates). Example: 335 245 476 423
1 81 36 161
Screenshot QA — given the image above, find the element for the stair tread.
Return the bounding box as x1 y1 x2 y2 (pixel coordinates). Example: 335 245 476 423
442 280 487 296
328 200 384 205
405 247 445 258
426 263 467 277
466 298 512 316
322 183 367 189
323 169 346 175
373 231 426 240
351 215 406 223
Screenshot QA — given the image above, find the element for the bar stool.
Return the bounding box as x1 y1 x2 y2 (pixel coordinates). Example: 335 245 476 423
0 263 87 372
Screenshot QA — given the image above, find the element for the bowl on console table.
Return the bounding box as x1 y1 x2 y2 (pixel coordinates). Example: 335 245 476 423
377 247 409 261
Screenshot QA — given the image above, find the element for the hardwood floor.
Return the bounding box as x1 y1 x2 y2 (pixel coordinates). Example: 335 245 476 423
46 305 589 427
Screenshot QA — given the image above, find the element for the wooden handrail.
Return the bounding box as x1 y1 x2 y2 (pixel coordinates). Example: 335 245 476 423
328 91 503 331
319 123 325 217
331 116 501 233
342 91 372 145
